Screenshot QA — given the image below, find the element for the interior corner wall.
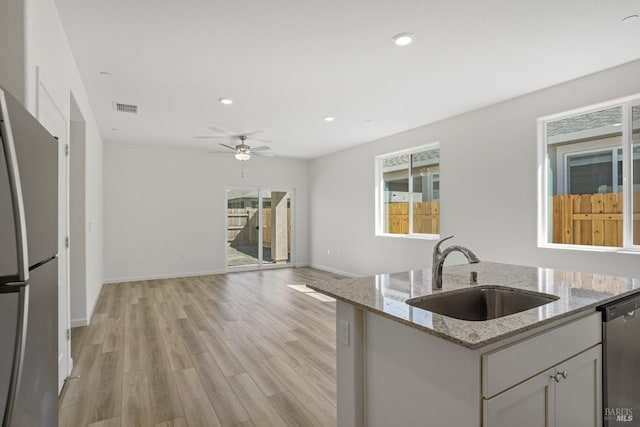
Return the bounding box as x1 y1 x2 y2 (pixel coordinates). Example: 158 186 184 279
24 0 104 321
103 143 310 282
0 0 26 103
310 59 640 278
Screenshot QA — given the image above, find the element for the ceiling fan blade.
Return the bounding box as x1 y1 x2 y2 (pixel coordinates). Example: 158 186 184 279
238 129 266 137
195 135 232 139
251 146 270 152
249 137 271 144
219 143 236 150
208 125 232 135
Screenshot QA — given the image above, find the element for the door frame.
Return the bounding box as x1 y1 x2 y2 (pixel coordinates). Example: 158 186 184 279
35 68 72 393
224 186 295 272
68 92 87 329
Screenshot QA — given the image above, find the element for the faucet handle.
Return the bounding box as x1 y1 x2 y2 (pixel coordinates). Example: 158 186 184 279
434 235 454 255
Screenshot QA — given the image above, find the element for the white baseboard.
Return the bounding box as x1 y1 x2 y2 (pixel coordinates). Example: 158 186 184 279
103 269 227 284
70 318 88 328
310 263 360 278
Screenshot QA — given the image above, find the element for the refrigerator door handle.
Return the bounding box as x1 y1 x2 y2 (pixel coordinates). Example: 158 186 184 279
0 91 30 283
2 283 29 427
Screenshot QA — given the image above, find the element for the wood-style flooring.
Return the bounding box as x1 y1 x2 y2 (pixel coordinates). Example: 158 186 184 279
58 267 343 427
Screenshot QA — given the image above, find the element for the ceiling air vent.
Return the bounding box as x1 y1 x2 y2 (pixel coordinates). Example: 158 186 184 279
113 102 138 114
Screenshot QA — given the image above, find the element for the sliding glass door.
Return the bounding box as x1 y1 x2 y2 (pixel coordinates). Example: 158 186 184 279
226 189 260 267
226 188 292 270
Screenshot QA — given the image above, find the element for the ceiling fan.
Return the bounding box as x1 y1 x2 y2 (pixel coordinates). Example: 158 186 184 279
218 135 271 161
197 127 273 161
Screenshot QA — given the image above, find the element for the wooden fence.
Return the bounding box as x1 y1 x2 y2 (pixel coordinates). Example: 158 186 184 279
387 202 440 234
551 192 640 246
227 208 291 249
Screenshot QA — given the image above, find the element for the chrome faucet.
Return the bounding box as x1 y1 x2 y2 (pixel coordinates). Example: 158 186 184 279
432 236 480 290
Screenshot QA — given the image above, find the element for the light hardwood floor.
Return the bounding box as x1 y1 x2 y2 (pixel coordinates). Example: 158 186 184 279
58 267 343 427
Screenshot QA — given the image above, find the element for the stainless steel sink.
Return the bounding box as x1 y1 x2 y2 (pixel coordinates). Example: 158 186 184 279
406 286 559 321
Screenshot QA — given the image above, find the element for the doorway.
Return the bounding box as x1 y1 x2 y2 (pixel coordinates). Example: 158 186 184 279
226 188 293 270
69 93 86 330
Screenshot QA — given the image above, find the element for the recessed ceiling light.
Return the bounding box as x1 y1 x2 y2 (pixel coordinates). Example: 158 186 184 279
99 71 112 76
622 15 639 24
324 116 335 122
392 32 414 46
219 98 233 105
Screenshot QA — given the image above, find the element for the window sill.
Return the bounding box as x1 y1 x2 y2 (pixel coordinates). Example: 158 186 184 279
376 233 440 241
538 243 640 254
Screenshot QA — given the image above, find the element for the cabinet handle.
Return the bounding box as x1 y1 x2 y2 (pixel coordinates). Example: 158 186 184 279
550 371 568 383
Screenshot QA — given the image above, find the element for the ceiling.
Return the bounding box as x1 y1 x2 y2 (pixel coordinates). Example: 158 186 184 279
55 0 640 159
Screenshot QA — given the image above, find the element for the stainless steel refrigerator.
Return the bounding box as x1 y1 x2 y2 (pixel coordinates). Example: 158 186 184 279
0 86 59 426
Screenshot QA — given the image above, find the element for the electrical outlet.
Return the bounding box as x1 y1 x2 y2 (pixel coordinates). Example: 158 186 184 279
339 320 350 346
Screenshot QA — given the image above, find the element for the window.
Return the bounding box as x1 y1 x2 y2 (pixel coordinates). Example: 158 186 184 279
567 150 616 195
538 95 640 250
376 143 440 238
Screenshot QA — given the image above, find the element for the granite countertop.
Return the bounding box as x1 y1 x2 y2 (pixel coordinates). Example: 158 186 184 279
308 262 640 349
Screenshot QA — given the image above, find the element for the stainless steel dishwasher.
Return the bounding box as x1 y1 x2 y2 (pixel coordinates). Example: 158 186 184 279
599 293 640 426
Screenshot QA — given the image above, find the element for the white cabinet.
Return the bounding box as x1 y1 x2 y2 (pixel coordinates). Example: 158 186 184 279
555 346 602 427
484 345 602 427
337 304 602 427
484 369 552 427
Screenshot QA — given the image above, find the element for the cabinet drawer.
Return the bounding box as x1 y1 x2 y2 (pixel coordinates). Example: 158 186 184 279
482 312 601 398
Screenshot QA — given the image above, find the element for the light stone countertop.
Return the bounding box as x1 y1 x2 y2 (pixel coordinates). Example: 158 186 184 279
308 262 640 349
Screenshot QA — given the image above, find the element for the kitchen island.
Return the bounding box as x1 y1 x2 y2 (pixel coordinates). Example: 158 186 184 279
309 262 640 427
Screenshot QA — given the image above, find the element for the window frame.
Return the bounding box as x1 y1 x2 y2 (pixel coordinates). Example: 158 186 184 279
375 142 441 240
537 93 640 252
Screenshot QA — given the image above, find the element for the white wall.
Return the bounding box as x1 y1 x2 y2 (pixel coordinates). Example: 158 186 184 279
310 59 640 278
103 143 310 282
0 0 25 104
21 0 104 322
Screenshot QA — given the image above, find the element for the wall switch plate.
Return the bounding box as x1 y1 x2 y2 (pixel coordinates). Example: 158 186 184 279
339 320 350 346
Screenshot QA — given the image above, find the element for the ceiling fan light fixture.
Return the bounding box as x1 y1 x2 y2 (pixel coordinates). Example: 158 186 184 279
235 151 251 161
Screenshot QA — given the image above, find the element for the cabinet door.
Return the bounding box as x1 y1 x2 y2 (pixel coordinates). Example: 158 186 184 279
484 369 554 427
484 345 602 427
555 345 602 427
